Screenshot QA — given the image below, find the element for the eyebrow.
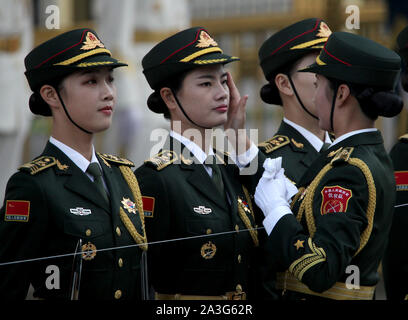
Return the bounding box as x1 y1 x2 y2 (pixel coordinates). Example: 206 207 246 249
196 72 228 80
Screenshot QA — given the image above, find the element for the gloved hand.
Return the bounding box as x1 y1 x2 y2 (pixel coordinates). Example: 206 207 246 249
255 158 298 218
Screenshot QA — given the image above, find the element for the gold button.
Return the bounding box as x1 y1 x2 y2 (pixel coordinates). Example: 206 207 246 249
206 228 212 235
237 254 242 263
235 225 239 232
114 290 122 299
116 227 121 236
118 258 123 268
85 229 91 237
236 284 242 292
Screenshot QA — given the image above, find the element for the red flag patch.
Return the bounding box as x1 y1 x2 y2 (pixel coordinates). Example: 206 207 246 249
142 196 155 218
395 171 408 191
5 200 30 222
320 186 352 215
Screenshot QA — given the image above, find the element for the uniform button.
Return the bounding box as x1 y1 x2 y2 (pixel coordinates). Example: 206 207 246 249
116 227 121 236
118 258 123 268
85 229 92 237
237 254 242 263
114 290 122 299
235 225 239 232
206 228 212 235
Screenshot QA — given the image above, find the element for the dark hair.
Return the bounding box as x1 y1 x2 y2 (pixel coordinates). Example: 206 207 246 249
29 76 66 116
147 70 190 119
260 52 318 105
326 77 403 120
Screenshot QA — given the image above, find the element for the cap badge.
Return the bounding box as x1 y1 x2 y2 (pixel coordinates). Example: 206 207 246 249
121 197 136 214
196 31 218 48
81 32 105 50
317 22 332 38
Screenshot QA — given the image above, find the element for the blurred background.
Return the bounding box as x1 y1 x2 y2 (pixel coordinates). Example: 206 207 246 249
2 0 408 198
2 0 407 300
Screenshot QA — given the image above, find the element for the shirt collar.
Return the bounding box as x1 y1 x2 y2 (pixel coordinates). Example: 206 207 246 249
331 128 378 147
49 136 100 173
283 118 332 151
169 130 214 164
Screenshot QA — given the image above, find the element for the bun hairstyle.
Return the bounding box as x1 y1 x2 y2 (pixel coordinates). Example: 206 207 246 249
146 70 190 119
356 88 403 119
327 77 403 120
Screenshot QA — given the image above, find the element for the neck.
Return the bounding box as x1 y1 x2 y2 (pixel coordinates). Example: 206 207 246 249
171 121 213 154
283 101 326 141
51 123 94 161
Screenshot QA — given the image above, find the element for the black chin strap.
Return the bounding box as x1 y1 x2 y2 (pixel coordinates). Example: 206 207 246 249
287 74 319 120
55 88 92 135
171 89 212 130
330 83 340 133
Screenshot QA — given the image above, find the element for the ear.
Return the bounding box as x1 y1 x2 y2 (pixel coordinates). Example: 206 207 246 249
335 84 351 108
274 73 293 97
39 85 60 110
160 87 177 111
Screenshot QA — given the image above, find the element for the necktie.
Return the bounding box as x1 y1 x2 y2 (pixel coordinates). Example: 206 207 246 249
86 163 109 203
320 142 331 153
205 155 225 197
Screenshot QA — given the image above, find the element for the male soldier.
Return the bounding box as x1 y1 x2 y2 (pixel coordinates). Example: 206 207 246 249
258 18 333 184
383 25 408 301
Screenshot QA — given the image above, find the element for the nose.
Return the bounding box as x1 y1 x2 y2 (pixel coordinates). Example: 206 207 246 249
102 80 115 101
215 81 228 101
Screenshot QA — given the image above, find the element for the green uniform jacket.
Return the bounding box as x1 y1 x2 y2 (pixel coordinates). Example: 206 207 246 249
134 137 264 297
0 142 145 300
259 121 321 184
267 131 395 299
383 133 408 300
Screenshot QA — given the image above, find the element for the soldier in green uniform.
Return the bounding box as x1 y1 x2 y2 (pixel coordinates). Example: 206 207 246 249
135 27 266 300
0 29 147 300
258 18 333 184
255 31 403 300
383 25 408 300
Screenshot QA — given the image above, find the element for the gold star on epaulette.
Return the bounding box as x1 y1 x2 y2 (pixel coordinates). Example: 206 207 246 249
19 156 57 175
258 135 290 154
98 153 134 167
145 150 178 171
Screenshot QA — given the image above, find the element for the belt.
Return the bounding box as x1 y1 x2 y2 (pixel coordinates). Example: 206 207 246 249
155 285 246 300
0 36 21 52
276 272 375 300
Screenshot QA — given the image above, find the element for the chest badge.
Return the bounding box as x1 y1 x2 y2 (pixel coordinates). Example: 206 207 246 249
201 241 217 259
70 207 92 216
81 242 97 260
121 197 136 214
193 206 212 215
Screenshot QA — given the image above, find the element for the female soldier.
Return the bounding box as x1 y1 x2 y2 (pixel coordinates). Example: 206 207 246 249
0 28 147 300
383 25 408 301
255 31 403 300
135 27 265 300
258 18 333 184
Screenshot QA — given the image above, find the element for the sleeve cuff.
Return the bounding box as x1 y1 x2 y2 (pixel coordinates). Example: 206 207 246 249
262 207 292 235
231 142 259 169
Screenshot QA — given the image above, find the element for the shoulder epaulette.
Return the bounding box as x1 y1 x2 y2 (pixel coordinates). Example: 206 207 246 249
330 147 354 165
98 153 134 167
399 133 408 142
144 150 178 171
19 156 57 175
258 135 290 154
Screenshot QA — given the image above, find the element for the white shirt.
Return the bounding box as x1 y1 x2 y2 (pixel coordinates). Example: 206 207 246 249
330 128 378 147
284 118 332 152
49 137 108 192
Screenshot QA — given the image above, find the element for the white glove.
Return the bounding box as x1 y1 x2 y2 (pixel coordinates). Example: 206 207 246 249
255 158 298 234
